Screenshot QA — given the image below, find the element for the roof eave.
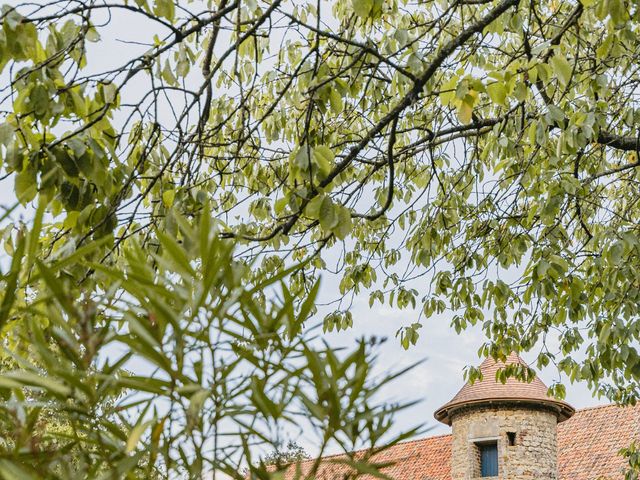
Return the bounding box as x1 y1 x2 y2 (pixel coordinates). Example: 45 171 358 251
434 397 576 426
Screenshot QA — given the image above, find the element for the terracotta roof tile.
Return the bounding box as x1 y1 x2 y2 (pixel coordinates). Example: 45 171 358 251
277 434 452 480
277 404 640 480
434 353 574 425
557 403 640 480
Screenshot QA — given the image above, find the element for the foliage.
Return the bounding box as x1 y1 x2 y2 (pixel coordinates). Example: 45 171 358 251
2 0 640 465
621 442 640 480
262 441 310 467
0 209 418 478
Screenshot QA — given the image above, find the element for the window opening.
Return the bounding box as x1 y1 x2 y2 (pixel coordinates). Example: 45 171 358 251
479 442 498 477
507 431 516 446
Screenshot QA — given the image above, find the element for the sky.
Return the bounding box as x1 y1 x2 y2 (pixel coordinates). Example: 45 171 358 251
0 0 607 460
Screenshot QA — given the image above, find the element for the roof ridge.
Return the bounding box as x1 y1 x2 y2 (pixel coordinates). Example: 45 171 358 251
381 432 453 446
573 402 630 413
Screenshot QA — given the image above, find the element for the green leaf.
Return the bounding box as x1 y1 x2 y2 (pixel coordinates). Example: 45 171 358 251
126 418 155 453
15 168 37 205
0 377 24 391
26 200 45 274
333 205 353 240
186 389 209 430
608 0 628 25
154 0 176 22
0 228 25 332
134 0 151 11
549 53 573 86
53 147 79 177
329 89 344 114
547 105 565 123
161 60 177 85
319 196 339 231
352 0 373 18
85 26 100 42
36 259 80 318
116 375 172 395
487 82 507 106
251 377 281 419
30 84 49 119
155 228 195 278
29 235 111 283
295 145 311 172
312 145 334 179
162 189 176 207
4 11 24 31
457 101 473 124
0 123 13 147
0 460 38 480
103 83 118 104
313 145 335 164
305 194 325 219
3 371 72 397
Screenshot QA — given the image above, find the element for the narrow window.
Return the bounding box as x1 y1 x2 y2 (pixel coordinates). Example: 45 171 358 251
479 442 498 477
507 431 516 446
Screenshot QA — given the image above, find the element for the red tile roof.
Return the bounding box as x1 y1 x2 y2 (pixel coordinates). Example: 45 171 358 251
278 404 640 480
434 352 574 425
277 434 451 480
557 403 640 479
362 434 452 480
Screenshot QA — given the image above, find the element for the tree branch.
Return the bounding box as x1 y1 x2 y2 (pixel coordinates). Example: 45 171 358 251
597 131 640 152
353 116 399 220
277 0 519 236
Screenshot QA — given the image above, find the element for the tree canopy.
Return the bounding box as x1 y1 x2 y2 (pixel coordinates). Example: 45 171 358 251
2 0 640 475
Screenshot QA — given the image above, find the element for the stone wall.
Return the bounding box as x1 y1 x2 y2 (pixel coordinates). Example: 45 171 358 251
450 404 558 480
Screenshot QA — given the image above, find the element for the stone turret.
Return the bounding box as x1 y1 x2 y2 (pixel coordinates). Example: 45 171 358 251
434 353 575 480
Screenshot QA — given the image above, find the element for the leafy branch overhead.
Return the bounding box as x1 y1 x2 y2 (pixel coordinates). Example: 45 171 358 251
1 0 640 454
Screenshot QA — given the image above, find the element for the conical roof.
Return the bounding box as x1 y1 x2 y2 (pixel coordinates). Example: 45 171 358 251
434 352 575 425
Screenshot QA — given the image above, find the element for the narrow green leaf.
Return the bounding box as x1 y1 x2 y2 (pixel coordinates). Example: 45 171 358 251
0 460 39 480
35 259 80 319
0 229 25 332
3 370 71 397
126 418 155 453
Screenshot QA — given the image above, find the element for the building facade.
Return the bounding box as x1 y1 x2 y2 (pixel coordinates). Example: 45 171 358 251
281 353 640 479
